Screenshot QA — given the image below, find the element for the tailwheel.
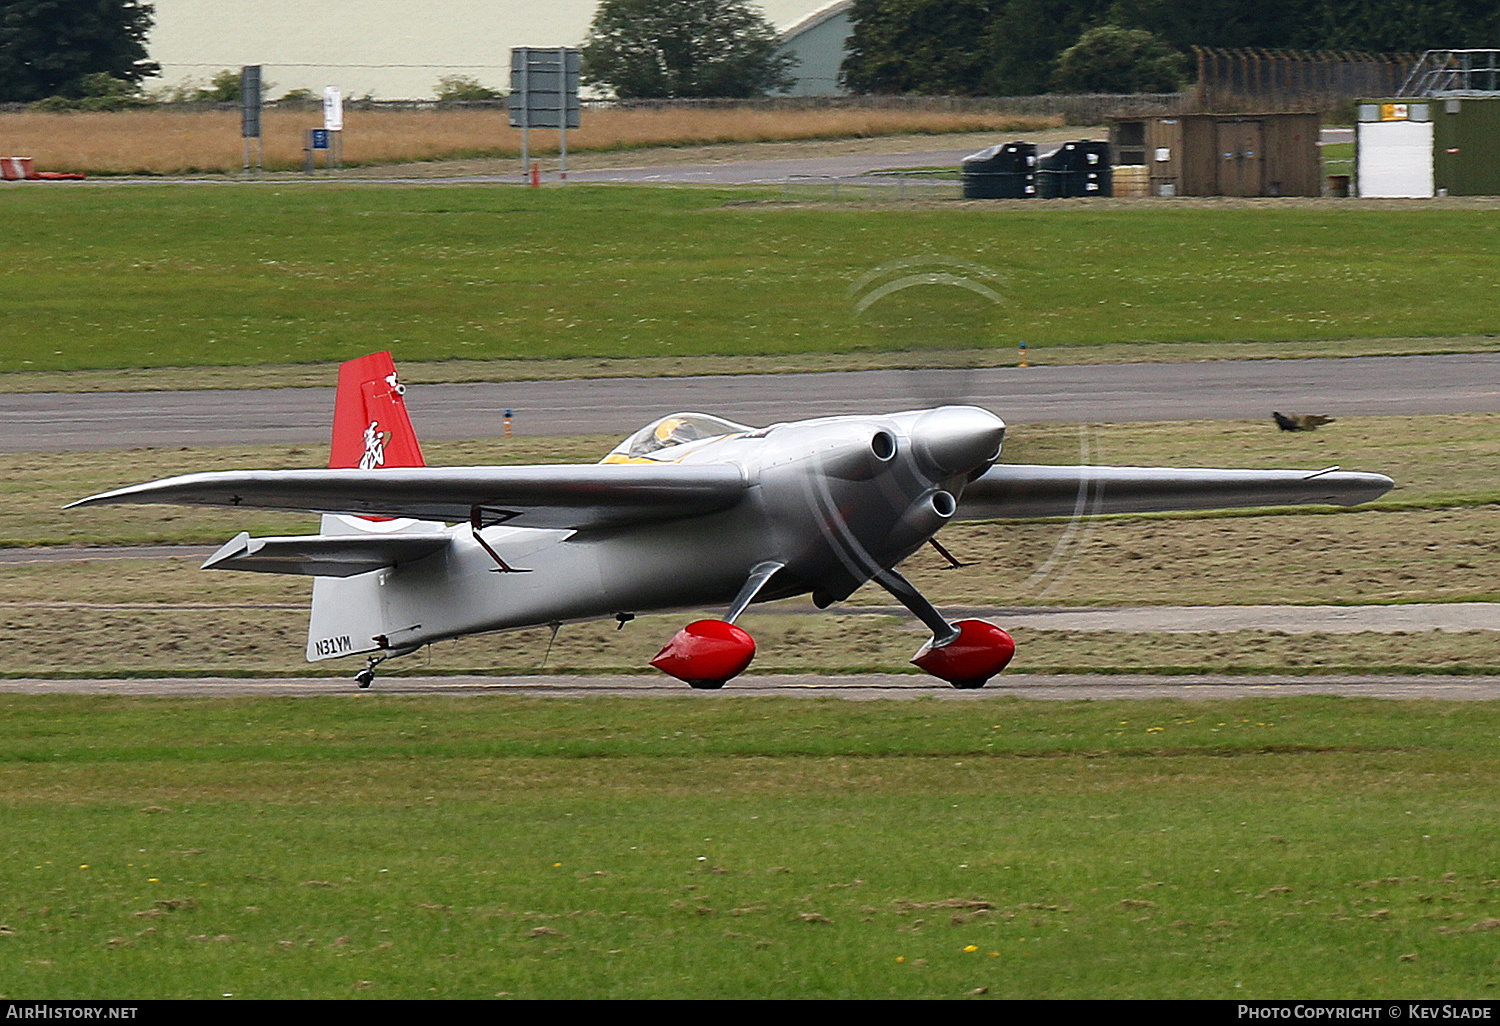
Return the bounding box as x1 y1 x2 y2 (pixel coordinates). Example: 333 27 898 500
355 651 395 690
650 619 756 689
911 619 1016 688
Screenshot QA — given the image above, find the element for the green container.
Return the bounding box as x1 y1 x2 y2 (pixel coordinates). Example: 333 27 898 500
1433 96 1500 196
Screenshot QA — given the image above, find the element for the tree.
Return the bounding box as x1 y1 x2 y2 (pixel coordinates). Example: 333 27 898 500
1296 0 1500 52
0 0 157 103
1051 25 1188 93
1104 0 1307 50
840 0 1496 99
839 0 1093 96
841 0 997 95
978 0 1092 95
1099 0 1500 52
582 0 795 99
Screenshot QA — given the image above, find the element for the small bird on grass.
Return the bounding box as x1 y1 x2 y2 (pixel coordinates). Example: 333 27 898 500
1273 412 1334 432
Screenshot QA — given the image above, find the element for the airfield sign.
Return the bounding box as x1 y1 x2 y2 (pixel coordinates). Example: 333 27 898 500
240 65 263 174
509 47 581 178
509 47 580 130
240 65 261 139
323 86 343 131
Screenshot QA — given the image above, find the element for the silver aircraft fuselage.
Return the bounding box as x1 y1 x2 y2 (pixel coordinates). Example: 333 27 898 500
309 407 1005 658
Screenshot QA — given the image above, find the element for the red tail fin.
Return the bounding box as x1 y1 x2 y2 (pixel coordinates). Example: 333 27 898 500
329 352 426 470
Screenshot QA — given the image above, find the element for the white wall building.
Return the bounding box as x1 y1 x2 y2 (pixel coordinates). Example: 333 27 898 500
777 1 854 96
147 1 836 100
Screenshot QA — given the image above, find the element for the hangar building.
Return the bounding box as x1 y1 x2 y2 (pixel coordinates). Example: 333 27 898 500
777 1 856 97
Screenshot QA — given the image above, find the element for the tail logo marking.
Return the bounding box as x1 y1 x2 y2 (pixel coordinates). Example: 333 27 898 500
360 420 393 470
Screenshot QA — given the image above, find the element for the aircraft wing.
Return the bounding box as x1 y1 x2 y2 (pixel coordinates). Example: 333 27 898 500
957 464 1394 519
68 464 750 530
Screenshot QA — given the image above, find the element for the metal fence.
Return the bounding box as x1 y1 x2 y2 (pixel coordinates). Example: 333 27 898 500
585 93 1186 121
0 92 1188 122
1193 48 1417 110
1400 49 1500 96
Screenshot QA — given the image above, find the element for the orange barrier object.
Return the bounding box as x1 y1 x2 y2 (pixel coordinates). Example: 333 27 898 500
1 157 35 180
2 156 85 181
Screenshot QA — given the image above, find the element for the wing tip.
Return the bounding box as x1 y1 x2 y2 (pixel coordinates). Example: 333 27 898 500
64 490 119 510
202 532 253 570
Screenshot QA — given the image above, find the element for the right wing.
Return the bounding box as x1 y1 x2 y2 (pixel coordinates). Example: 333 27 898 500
68 463 750 530
958 464 1394 519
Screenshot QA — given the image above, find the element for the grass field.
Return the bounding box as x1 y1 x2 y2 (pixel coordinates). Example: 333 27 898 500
0 107 1062 176
1 186 1498 379
2 695 1497 999
3 164 1498 999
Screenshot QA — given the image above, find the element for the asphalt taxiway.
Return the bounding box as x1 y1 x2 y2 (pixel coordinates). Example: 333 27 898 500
2 674 1496 700
3 353 1497 453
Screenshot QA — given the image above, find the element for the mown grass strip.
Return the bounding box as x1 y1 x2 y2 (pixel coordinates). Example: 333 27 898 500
0 696 1496 999
3 187 1498 373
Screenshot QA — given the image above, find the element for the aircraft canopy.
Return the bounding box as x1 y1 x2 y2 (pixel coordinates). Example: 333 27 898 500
609 413 752 460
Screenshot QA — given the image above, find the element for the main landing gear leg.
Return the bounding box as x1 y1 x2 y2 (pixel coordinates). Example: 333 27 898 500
651 561 785 690
872 568 1015 689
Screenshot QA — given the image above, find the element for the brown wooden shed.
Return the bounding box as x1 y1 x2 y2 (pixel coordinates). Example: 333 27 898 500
1110 113 1322 197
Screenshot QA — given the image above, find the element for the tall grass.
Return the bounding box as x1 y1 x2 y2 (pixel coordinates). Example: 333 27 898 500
0 107 1062 176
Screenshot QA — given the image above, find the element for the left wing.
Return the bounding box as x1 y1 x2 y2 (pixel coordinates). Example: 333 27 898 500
69 464 750 530
958 464 1394 520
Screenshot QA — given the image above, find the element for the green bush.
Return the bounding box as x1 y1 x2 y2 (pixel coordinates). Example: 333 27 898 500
29 72 151 111
434 75 504 101
1051 25 1189 93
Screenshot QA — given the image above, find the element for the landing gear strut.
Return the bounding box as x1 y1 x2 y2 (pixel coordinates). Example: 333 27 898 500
651 561 784 689
872 568 1015 688
354 650 399 689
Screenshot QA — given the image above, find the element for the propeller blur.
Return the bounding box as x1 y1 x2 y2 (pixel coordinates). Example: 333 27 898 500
70 353 1394 689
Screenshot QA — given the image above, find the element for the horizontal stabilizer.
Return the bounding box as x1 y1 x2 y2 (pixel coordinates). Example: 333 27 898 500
70 464 749 530
959 465 1395 519
203 530 451 577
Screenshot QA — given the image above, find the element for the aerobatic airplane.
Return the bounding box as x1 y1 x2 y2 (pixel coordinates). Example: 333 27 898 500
72 352 1394 689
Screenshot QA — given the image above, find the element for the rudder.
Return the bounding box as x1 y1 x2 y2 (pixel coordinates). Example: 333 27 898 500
329 351 425 470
